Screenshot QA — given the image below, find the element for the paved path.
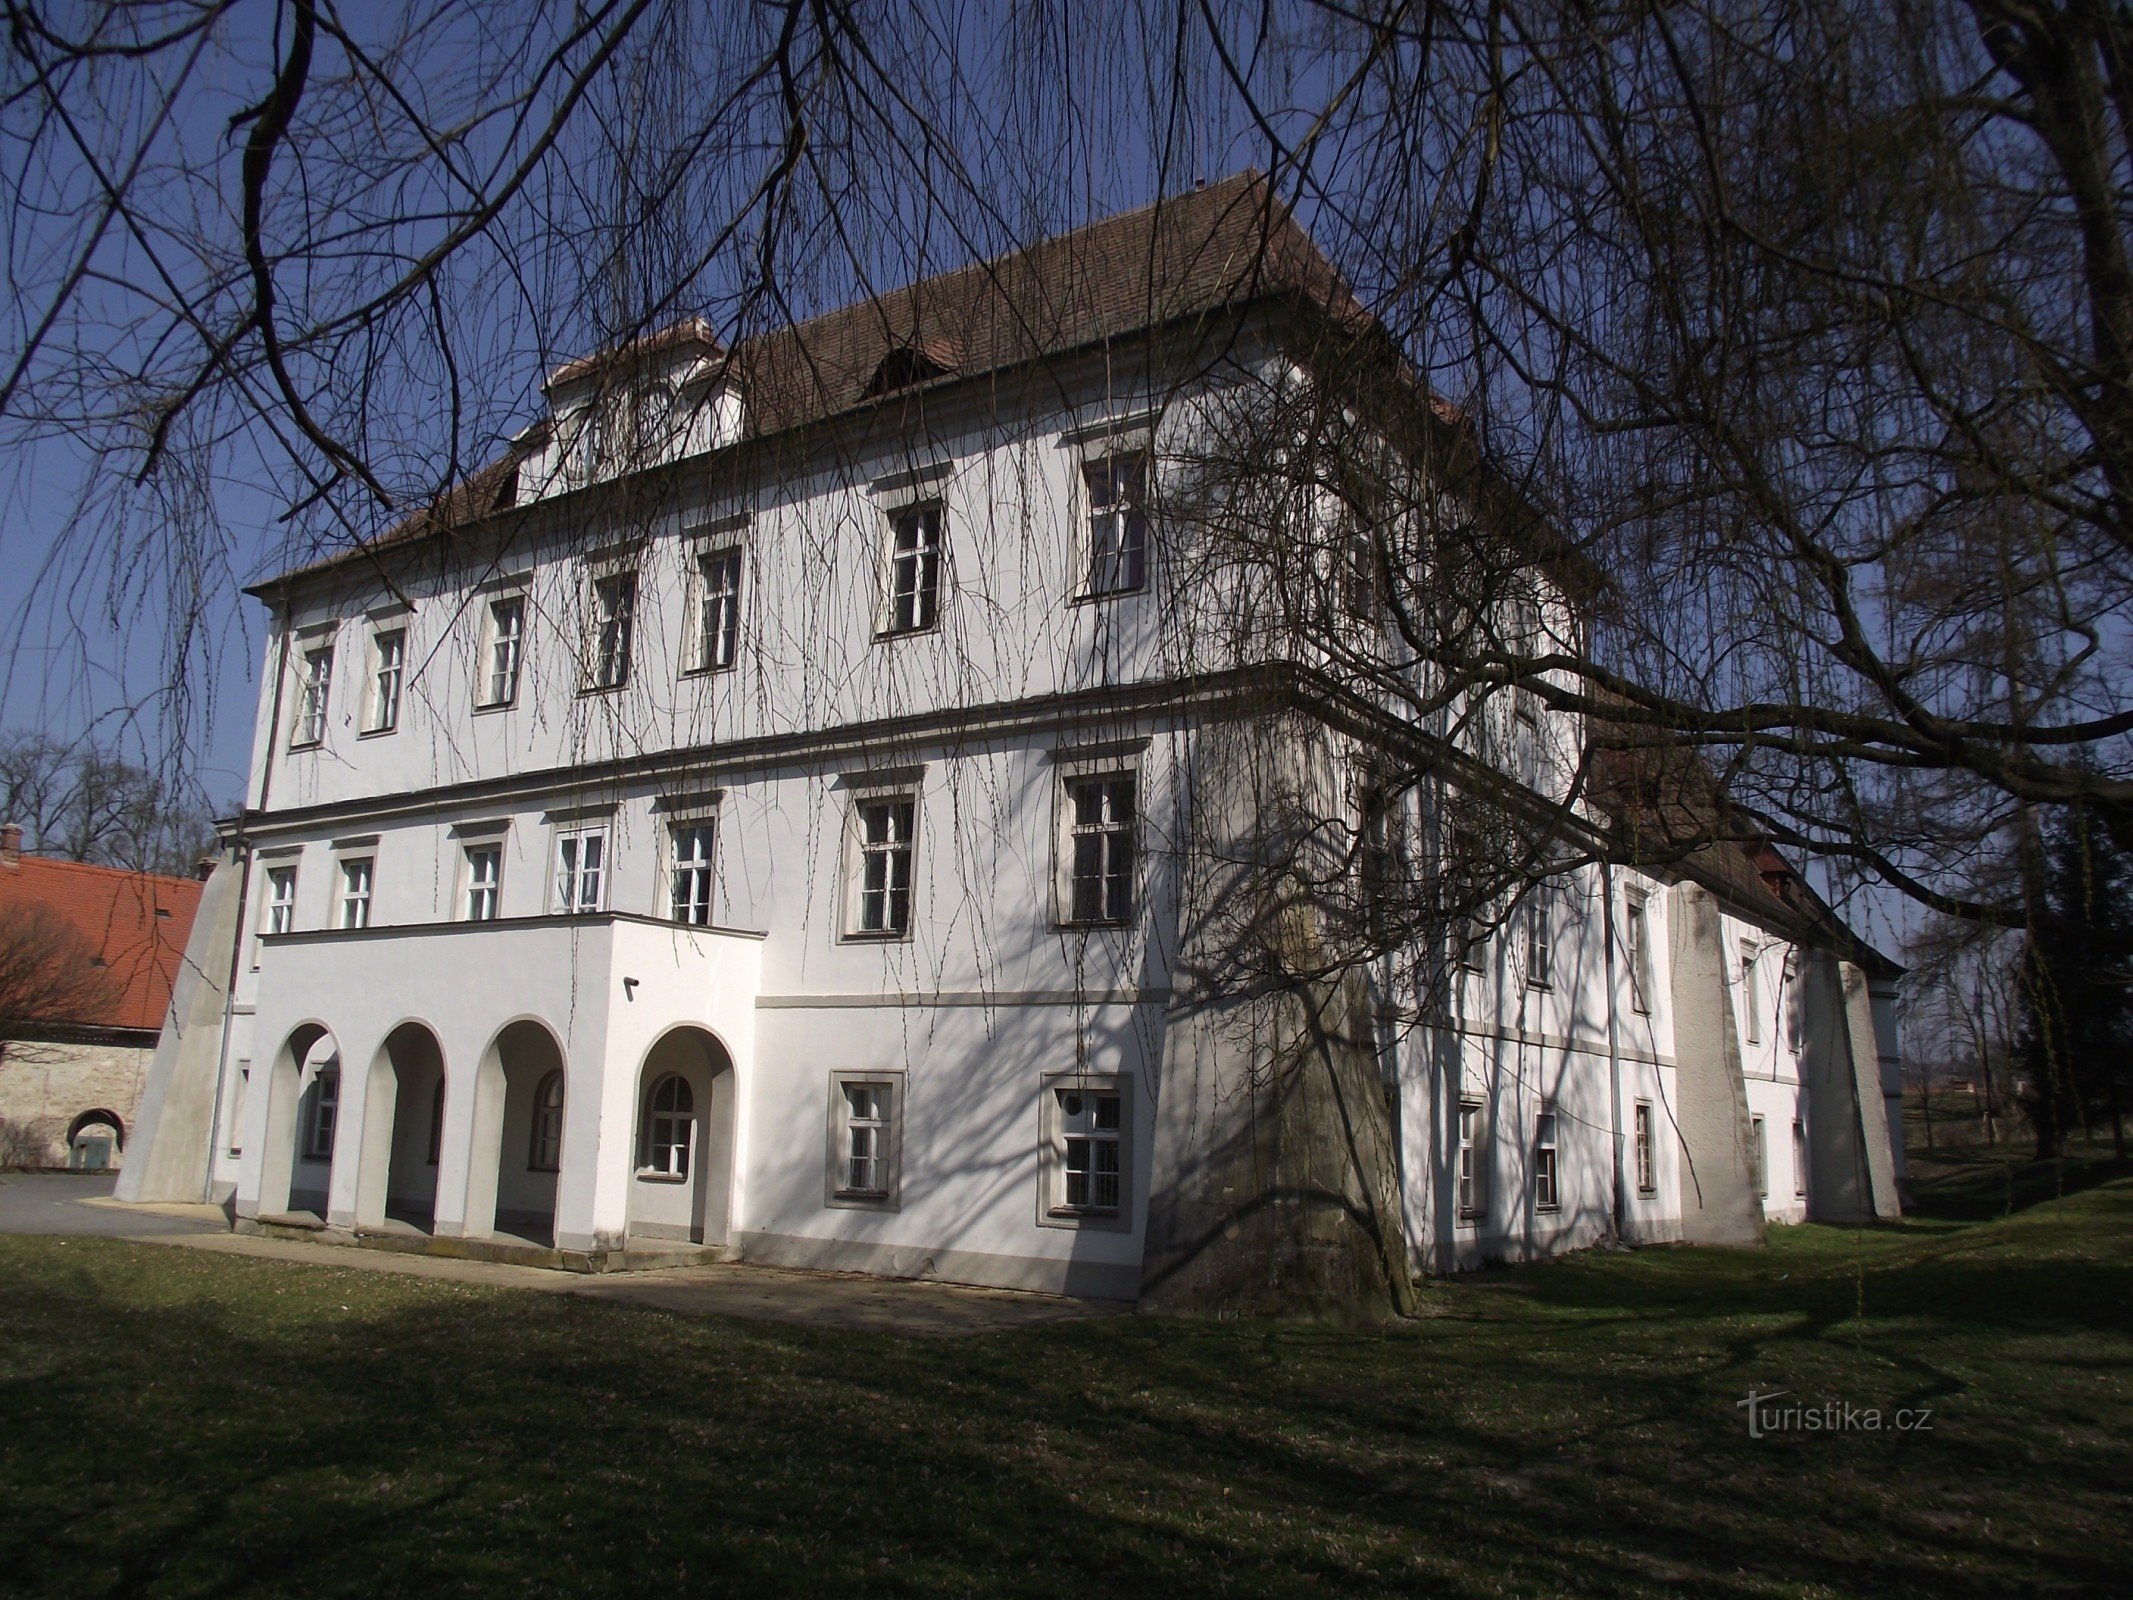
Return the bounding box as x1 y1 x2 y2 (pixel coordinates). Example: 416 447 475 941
0 1177 1118 1336
0 1172 226 1237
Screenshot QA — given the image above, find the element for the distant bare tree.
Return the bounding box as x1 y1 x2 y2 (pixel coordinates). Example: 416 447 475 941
0 731 217 875
0 902 117 1065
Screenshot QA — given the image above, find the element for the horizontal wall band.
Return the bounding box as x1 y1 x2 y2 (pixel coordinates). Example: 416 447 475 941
756 988 1171 1010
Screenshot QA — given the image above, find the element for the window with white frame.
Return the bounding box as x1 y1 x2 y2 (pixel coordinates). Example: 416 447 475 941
1634 1100 1655 1192
691 545 743 673
1047 1078 1125 1220
849 795 916 937
1741 942 1761 1044
834 1078 896 1202
1082 453 1148 596
1625 890 1653 1013
882 503 943 634
1063 774 1136 926
1751 1114 1768 1197
482 594 525 708
529 1069 564 1171
1792 1119 1808 1197
303 1067 339 1161
639 1073 694 1178
1445 825 1484 968
338 857 373 929
463 843 501 922
669 821 715 925
552 825 607 914
1534 1107 1559 1211
1524 883 1554 988
587 570 636 690
367 627 404 734
1784 953 1803 1052
256 864 298 966
1457 1099 1484 1218
293 643 333 746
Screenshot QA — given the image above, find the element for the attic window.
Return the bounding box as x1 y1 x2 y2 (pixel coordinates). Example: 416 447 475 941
865 341 955 397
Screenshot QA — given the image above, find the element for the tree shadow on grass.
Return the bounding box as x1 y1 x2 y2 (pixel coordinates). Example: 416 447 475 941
2 1237 2131 1599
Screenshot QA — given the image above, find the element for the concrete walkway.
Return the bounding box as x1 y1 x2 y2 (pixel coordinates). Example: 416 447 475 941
0 1172 226 1237
4 1173 1122 1335
138 1228 1121 1337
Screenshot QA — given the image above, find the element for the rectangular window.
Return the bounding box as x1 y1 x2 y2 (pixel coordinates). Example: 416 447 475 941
588 571 636 689
1065 775 1136 925
367 628 404 734
227 1062 249 1157
1457 1100 1484 1218
463 845 501 922
1445 826 1483 969
1751 1114 1768 1197
1785 955 1803 1052
1634 1100 1655 1193
1792 1119 1808 1197
293 644 332 746
1083 455 1148 596
338 857 373 929
1340 529 1378 620
692 546 743 672
256 864 298 966
1625 891 1652 1013
553 826 607 914
883 504 942 634
1525 884 1553 988
483 595 525 707
669 822 716 926
304 1069 339 1161
852 797 916 936
1055 1084 1122 1215
1534 1108 1559 1211
1513 704 1540 788
841 1083 890 1197
1741 944 1760 1044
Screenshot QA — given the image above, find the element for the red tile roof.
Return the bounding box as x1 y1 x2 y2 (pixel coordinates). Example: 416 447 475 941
0 854 204 1033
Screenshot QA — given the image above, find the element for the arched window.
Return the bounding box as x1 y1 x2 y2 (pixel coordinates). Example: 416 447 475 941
641 1074 694 1178
427 1077 446 1166
528 1069 565 1172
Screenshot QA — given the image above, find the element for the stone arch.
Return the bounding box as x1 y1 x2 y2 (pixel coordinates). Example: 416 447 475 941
258 1022 337 1219
462 1018 566 1245
352 1021 447 1232
626 1025 736 1247
66 1108 124 1171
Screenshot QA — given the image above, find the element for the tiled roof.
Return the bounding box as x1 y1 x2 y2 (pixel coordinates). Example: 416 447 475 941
0 854 204 1033
254 172 1375 590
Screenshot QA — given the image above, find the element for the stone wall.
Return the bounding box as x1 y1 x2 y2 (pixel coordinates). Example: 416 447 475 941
0 1035 153 1168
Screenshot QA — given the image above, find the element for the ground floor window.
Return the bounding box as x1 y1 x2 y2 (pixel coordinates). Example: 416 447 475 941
1751 1114 1768 1197
304 1069 339 1161
1534 1107 1559 1212
1793 1119 1809 1198
1634 1100 1655 1193
1043 1075 1128 1225
640 1073 694 1178
529 1069 565 1172
1458 1099 1484 1218
826 1072 902 1208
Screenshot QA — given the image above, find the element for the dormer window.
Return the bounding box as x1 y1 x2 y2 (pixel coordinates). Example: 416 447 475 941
865 340 955 397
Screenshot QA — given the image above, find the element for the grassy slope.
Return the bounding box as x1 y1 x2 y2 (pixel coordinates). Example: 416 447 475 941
2 1188 2129 1599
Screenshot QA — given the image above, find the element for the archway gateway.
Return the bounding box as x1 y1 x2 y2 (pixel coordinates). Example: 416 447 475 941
462 1019 567 1246
353 1022 447 1232
627 1026 736 1247
257 1023 339 1220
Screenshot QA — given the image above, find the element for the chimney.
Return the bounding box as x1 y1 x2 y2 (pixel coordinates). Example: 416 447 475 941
1 822 20 867
195 855 218 882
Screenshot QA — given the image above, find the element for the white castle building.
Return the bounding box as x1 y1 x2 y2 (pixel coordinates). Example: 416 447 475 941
121 177 1904 1311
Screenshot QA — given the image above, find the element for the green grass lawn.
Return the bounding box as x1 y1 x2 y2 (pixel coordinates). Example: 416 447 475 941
3 1187 2131 1599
